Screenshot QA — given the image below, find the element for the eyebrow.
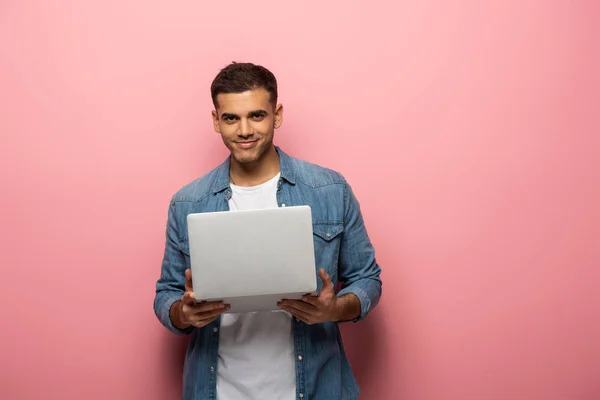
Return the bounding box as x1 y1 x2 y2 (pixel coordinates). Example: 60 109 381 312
221 109 268 119
249 110 268 117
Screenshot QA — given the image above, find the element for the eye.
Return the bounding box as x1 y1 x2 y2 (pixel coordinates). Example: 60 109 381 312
251 113 265 121
223 115 238 123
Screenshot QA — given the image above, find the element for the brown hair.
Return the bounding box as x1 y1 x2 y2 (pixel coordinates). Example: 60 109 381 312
210 62 278 109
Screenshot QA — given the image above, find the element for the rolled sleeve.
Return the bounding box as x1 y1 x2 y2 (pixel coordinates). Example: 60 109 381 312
336 180 382 322
153 199 194 335
155 292 194 335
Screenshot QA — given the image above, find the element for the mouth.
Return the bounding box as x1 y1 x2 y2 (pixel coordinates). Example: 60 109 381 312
234 139 259 149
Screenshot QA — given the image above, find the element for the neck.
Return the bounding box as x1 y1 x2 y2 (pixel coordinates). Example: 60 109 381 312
229 146 280 187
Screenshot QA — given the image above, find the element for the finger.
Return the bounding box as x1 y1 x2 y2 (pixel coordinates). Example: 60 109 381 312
283 307 314 325
279 300 318 314
193 305 230 322
192 315 219 328
277 302 300 319
189 301 227 314
318 268 334 294
301 295 321 306
181 291 197 306
319 268 333 286
185 269 193 292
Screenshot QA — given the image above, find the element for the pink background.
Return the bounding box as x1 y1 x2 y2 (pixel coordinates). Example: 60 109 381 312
1 1 599 399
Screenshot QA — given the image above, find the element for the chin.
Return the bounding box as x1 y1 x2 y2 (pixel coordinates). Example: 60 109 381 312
234 155 259 164
232 150 260 164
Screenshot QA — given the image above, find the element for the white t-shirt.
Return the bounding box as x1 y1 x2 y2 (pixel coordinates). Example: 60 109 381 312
217 172 296 400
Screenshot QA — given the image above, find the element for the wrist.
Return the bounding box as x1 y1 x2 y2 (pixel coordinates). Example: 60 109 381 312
170 300 191 330
332 297 345 322
333 294 361 322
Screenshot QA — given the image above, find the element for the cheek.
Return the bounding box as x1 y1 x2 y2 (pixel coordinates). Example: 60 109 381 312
254 120 275 134
218 123 237 137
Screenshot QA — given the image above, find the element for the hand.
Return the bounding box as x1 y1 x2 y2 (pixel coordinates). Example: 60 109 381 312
172 269 230 329
277 268 341 325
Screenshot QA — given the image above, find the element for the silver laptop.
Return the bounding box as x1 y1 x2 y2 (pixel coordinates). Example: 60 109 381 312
186 205 317 313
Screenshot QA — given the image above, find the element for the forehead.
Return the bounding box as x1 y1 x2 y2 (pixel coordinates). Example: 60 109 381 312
215 88 272 114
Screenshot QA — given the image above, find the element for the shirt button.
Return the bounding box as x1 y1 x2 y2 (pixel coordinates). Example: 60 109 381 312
281 203 286 207
299 393 304 398
296 317 301 322
210 366 215 372
326 233 331 238
213 327 218 332
298 355 303 360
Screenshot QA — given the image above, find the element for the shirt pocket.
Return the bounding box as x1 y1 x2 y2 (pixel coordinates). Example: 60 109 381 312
312 222 344 285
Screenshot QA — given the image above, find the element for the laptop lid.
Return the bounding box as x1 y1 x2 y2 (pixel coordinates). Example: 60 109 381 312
186 205 317 312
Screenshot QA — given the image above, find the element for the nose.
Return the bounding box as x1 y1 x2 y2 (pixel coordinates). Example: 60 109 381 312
238 118 253 137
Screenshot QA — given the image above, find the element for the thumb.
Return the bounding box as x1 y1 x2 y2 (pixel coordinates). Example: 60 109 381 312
181 291 196 306
185 269 193 292
318 268 334 294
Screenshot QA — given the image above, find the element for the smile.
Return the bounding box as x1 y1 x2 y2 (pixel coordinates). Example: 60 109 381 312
235 140 259 149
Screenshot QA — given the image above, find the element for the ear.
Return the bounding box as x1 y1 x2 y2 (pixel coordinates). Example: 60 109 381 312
212 109 221 133
273 103 283 129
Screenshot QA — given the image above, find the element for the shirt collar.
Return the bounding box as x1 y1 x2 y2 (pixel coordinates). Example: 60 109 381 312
210 146 296 194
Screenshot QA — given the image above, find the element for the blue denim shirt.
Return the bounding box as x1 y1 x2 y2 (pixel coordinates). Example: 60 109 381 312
154 147 382 400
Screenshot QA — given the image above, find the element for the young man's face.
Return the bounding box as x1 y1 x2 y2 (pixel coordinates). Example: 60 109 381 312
212 87 283 166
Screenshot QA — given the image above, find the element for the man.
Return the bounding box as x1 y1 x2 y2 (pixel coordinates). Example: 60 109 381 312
154 62 382 400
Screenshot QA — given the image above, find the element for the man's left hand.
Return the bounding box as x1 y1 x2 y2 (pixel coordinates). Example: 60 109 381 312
278 268 344 324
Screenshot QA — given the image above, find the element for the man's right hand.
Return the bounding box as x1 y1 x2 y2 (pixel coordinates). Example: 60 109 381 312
171 268 230 330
